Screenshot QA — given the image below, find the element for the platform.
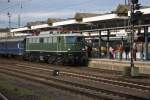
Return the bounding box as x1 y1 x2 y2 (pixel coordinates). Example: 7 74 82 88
88 59 150 75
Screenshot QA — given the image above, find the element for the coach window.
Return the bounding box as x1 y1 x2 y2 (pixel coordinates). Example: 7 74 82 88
53 37 57 43
32 38 34 43
36 38 39 43
35 38 37 43
33 38 36 43
44 37 48 43
48 37 52 43
29 38 32 43
46 38 49 43
20 43 24 48
58 37 61 43
40 38 44 43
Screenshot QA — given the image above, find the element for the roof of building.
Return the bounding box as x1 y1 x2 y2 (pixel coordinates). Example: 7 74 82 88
47 18 65 25
115 4 150 16
10 4 150 33
0 28 9 32
75 13 100 19
26 21 47 26
115 4 129 15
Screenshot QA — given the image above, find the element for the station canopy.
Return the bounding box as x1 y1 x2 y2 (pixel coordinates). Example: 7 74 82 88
10 4 150 34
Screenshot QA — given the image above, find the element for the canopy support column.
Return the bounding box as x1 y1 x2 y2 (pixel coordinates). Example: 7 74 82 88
144 26 149 60
99 30 101 58
107 30 110 59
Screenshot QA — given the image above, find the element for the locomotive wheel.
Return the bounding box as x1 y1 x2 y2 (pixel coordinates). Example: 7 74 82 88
35 57 40 63
54 56 63 65
47 56 55 64
47 57 52 64
29 55 34 62
59 57 64 65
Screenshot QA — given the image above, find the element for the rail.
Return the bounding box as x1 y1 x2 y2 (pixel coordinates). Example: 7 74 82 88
0 93 8 100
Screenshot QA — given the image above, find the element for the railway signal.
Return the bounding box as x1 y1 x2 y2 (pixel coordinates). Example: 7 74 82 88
131 0 138 4
127 0 142 77
131 0 143 25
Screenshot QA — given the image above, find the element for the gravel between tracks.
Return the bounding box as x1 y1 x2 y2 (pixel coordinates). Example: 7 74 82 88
0 73 92 100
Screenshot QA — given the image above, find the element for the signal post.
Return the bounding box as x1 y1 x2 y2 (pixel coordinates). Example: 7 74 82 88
124 0 143 77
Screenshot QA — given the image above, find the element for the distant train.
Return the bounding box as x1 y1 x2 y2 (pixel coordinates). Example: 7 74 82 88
0 33 88 65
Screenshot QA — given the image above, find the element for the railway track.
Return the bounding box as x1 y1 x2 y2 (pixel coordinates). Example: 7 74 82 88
15 62 150 91
0 61 150 100
0 93 8 100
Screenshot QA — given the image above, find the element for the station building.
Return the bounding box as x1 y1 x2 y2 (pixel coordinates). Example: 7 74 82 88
9 5 150 61
0 28 10 37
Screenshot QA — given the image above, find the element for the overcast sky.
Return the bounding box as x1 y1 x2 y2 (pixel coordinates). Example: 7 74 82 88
0 0 150 28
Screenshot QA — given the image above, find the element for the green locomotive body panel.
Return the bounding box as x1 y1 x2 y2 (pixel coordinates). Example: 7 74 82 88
24 33 87 65
25 34 85 53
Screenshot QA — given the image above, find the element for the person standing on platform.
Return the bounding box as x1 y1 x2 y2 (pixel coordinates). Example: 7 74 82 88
133 42 137 61
125 46 130 60
109 46 114 59
139 42 144 60
118 43 123 60
87 45 92 58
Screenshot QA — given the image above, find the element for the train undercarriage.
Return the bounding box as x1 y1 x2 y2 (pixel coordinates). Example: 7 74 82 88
23 51 88 66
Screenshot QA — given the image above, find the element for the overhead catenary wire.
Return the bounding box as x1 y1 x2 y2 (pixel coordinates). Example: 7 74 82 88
16 0 100 23
0 0 32 13
20 0 107 20
0 3 19 13
0 0 31 27
1 0 150 28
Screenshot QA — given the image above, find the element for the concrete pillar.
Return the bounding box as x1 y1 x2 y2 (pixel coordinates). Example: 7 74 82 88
99 30 101 58
107 30 110 59
144 26 148 60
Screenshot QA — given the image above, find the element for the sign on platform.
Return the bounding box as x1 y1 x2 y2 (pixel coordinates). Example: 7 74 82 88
116 33 127 37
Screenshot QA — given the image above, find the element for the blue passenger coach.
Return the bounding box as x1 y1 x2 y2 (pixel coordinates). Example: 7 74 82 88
0 37 25 56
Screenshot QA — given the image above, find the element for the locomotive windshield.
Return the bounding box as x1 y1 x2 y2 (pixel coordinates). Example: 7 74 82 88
65 36 85 44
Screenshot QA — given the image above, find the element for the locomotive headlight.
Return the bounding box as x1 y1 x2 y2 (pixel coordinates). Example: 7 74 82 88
68 48 71 51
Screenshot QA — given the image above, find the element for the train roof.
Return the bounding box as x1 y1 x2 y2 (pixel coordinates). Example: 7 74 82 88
0 36 25 42
26 33 84 39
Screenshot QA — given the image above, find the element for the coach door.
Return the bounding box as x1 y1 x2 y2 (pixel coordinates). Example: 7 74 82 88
57 36 62 52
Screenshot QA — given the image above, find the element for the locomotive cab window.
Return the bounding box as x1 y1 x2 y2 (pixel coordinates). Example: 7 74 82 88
65 36 85 44
76 37 85 43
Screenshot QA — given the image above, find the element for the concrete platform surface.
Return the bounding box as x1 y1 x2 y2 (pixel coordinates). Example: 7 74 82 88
88 59 150 75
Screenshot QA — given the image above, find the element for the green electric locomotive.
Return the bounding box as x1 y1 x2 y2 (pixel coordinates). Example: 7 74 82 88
24 33 88 65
